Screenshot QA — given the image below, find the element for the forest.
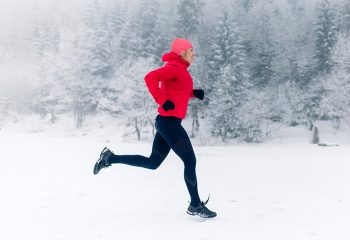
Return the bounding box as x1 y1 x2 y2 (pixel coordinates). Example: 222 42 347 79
0 0 349 143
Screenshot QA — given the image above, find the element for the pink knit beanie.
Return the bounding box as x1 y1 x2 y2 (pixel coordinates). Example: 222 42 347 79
171 38 193 55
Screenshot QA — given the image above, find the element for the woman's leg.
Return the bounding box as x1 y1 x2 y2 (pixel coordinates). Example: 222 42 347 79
155 117 201 206
108 131 171 170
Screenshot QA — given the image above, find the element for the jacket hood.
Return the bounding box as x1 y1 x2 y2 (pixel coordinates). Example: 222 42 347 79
161 52 190 68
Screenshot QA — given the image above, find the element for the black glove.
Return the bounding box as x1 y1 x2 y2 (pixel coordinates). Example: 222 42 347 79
162 100 175 111
193 89 204 100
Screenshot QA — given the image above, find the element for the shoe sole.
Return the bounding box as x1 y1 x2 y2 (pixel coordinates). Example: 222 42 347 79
187 210 195 216
186 210 217 218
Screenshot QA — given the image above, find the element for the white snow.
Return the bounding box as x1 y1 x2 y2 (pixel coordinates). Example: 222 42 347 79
0 127 349 240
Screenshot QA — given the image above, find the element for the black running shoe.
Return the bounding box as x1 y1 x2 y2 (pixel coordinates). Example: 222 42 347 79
187 199 217 218
93 147 113 175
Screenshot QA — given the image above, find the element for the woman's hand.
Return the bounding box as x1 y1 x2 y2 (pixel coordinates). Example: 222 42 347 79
162 100 175 111
193 89 204 100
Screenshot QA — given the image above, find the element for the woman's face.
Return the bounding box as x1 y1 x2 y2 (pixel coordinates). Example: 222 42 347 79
181 48 195 64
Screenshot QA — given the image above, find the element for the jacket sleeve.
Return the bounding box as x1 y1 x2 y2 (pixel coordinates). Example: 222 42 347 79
144 64 178 105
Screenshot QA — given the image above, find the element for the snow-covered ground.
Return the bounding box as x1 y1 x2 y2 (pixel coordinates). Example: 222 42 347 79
0 126 349 240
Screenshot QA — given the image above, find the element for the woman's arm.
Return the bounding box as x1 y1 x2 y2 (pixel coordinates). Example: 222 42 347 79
144 64 178 105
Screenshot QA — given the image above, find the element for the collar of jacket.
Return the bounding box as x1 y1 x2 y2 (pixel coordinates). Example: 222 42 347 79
161 52 190 68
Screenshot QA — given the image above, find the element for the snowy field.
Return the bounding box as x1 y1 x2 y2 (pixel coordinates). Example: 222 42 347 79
0 129 349 240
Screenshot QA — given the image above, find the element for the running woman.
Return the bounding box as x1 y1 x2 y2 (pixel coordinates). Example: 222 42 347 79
93 38 217 218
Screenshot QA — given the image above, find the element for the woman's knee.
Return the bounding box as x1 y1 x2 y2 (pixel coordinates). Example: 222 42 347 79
149 162 161 170
148 152 167 169
149 159 163 169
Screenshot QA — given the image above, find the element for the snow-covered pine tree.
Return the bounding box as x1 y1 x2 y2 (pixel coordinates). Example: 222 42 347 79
302 74 325 125
238 88 270 143
284 80 306 126
278 1 317 125
31 77 69 123
336 0 350 34
119 0 168 65
31 4 65 122
33 5 60 60
97 76 123 117
209 9 250 142
247 7 274 88
211 65 250 142
118 16 139 64
118 58 157 140
90 1 127 116
31 1 118 127
83 1 115 80
301 0 337 126
321 72 350 129
176 0 203 39
206 10 231 96
321 33 350 128
104 0 127 37
151 10 171 66
314 0 337 75
332 33 350 73
31 46 66 122
261 2 305 124
132 1 156 60
286 1 316 87
62 2 115 128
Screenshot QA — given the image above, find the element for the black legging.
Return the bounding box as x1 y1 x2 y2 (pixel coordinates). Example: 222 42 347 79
109 115 201 206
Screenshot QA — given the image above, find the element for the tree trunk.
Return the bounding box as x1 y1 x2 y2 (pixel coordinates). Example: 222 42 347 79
135 117 141 140
191 106 199 138
307 119 314 131
150 119 155 136
332 117 340 129
75 111 84 128
222 127 227 142
50 110 57 124
310 125 320 144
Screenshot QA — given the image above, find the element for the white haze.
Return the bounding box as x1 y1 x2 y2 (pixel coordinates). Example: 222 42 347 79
0 0 343 110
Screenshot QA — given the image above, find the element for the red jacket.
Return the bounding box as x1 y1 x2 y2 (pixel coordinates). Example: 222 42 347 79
144 52 195 119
